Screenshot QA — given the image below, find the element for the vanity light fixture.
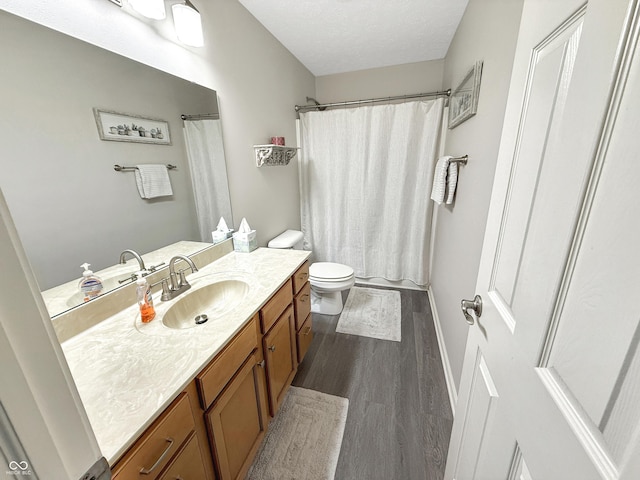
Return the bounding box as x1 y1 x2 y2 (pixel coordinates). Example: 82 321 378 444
128 0 166 20
172 0 204 47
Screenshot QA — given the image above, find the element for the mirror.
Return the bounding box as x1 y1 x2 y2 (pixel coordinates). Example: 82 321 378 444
0 11 232 317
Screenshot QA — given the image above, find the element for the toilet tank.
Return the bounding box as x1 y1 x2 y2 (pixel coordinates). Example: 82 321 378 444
268 230 304 249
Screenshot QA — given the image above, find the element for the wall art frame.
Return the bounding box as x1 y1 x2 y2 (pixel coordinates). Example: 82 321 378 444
93 108 172 145
448 60 483 129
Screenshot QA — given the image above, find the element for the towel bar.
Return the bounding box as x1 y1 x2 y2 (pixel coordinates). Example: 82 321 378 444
114 164 177 172
449 155 468 165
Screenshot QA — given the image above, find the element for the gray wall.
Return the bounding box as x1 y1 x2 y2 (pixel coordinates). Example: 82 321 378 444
201 0 314 246
1 0 315 287
315 60 444 102
431 0 525 392
2 0 527 395
0 11 217 289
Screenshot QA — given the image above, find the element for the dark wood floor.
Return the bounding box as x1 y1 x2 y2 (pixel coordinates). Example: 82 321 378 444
292 285 453 480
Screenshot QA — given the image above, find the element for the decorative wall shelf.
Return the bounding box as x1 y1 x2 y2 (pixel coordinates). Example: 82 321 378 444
254 144 299 167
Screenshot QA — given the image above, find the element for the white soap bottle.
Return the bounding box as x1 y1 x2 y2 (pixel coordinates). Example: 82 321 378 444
78 263 103 302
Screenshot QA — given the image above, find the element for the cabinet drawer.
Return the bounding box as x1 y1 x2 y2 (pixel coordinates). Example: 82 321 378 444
197 315 258 410
296 314 313 364
294 282 311 331
292 261 310 294
260 279 293 333
158 431 207 480
112 393 195 480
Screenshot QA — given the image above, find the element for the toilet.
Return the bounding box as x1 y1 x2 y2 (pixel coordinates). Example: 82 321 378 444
268 230 355 315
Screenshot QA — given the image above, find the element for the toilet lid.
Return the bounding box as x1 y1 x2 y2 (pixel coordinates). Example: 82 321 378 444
309 262 354 281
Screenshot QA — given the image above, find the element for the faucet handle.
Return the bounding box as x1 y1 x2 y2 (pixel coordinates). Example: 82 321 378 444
147 262 165 273
178 269 190 288
152 278 172 301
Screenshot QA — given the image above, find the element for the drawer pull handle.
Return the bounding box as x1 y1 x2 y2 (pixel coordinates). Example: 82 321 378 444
299 294 310 303
302 326 312 336
268 345 276 352
258 360 265 368
299 272 308 280
140 437 174 475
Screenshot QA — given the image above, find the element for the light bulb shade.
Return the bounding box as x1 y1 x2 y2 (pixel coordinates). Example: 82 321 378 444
172 1 204 47
128 0 166 19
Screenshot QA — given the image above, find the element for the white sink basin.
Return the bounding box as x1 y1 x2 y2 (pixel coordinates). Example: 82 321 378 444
161 279 250 330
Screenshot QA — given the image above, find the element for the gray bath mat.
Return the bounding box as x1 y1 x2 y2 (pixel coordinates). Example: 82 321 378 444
336 286 401 342
247 387 348 480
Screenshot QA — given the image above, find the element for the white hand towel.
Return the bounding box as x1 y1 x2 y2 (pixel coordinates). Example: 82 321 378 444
445 161 458 204
134 164 173 199
431 156 452 205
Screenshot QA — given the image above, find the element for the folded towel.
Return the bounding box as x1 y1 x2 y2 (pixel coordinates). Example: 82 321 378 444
135 164 173 199
431 155 452 205
446 161 458 204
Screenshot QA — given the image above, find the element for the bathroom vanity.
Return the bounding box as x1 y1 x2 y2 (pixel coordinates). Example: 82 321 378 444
56 242 311 480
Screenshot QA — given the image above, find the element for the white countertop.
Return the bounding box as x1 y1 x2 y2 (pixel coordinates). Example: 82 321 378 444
61 247 310 465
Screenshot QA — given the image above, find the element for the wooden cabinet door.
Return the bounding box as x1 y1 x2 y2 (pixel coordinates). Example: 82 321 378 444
263 305 297 416
206 352 268 480
158 432 206 480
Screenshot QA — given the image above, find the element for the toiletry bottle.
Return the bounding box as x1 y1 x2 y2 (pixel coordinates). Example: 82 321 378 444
136 275 156 323
78 263 103 302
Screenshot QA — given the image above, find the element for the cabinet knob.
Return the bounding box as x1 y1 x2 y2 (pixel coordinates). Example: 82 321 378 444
258 360 265 368
268 345 276 352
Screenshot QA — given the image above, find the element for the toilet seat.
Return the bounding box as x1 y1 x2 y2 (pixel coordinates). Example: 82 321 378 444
309 262 354 282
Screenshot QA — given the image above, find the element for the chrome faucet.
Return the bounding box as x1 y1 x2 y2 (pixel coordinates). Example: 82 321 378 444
160 255 199 301
119 249 147 272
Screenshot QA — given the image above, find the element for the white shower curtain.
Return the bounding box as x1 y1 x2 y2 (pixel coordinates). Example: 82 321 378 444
298 99 443 286
183 119 232 242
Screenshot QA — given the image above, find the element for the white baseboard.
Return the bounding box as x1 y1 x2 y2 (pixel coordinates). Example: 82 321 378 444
427 286 457 417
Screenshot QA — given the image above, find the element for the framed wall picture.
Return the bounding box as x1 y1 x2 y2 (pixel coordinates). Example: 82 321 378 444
93 109 172 145
448 61 483 129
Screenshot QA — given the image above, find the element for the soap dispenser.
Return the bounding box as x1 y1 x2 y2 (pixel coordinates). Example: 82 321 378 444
136 273 156 323
78 263 103 302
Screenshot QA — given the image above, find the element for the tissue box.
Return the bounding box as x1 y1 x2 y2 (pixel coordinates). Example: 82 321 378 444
233 231 257 252
212 230 227 244
212 229 234 245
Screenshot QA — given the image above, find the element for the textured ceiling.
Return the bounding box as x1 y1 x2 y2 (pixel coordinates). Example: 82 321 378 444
238 0 469 76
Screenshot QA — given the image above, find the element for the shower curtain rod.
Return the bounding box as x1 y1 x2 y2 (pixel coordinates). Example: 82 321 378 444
295 89 451 112
180 113 219 120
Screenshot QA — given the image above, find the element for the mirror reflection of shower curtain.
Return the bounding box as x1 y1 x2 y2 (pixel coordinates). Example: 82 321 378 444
183 119 232 243
299 99 444 287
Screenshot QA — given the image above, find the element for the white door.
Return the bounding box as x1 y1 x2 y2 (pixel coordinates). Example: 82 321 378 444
445 0 640 479
0 190 108 479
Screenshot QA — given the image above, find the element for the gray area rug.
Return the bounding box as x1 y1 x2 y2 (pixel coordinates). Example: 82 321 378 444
247 387 349 480
336 286 401 342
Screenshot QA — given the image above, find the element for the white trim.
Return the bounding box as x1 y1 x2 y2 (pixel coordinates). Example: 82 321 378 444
536 368 618 479
0 189 102 478
427 286 458 416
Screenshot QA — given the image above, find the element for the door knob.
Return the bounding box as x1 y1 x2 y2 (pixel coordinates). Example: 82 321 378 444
460 295 482 325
